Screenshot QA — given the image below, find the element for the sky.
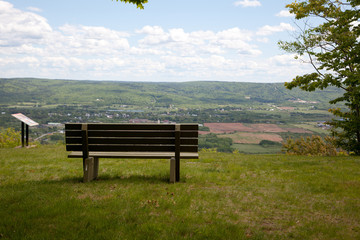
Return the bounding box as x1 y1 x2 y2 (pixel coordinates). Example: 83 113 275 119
0 0 313 82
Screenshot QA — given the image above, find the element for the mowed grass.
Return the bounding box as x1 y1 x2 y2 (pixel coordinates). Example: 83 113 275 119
1 145 360 240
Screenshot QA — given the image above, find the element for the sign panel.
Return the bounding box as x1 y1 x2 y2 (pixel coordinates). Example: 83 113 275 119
11 113 39 126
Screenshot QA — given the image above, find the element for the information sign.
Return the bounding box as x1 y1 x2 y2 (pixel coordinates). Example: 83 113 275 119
11 113 39 126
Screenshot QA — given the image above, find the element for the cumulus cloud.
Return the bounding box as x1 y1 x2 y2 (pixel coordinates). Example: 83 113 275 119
257 23 295 36
27 6 42 12
234 0 261 7
0 0 307 82
0 1 52 46
276 10 294 17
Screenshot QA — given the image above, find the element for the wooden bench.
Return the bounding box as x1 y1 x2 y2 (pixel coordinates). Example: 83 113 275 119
65 123 198 182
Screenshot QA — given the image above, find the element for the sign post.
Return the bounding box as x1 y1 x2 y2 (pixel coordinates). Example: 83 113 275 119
11 113 39 147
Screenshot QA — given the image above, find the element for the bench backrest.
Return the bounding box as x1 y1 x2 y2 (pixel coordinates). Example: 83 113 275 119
65 123 198 155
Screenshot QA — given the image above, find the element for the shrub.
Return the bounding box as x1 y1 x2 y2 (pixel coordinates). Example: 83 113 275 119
282 135 347 156
0 128 21 148
259 140 282 147
199 133 233 153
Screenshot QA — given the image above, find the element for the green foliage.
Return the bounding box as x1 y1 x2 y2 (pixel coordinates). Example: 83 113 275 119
282 135 347 156
279 0 360 154
199 133 233 153
0 78 344 108
259 140 282 147
199 126 210 132
49 134 65 145
114 0 148 9
0 128 20 148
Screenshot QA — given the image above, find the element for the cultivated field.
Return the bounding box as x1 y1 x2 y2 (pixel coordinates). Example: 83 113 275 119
204 123 312 134
218 132 283 144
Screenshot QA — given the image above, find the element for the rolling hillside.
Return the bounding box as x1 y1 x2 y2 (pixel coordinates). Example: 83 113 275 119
0 78 344 108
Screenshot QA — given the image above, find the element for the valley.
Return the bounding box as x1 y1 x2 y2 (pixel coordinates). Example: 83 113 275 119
0 78 339 153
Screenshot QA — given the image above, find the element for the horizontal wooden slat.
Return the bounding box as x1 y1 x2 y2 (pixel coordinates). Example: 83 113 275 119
65 123 198 131
65 124 82 130
66 144 197 152
90 131 176 138
65 130 82 137
66 137 198 145
88 124 177 131
68 151 199 159
180 124 198 130
66 130 197 138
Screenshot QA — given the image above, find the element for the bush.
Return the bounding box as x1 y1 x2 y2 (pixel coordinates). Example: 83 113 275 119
282 135 347 156
199 133 233 153
259 140 282 147
0 128 21 148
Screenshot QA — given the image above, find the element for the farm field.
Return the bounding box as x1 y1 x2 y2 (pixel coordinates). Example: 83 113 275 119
219 132 283 144
0 145 359 239
202 122 325 154
203 123 313 134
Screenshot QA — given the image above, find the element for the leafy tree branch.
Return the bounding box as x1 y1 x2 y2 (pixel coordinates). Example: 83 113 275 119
279 0 360 154
114 0 148 9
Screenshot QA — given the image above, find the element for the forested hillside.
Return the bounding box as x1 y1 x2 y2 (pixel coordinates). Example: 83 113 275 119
0 78 343 108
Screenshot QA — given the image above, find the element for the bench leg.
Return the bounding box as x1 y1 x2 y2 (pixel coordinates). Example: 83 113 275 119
93 157 99 180
175 156 180 182
83 157 95 182
170 157 176 183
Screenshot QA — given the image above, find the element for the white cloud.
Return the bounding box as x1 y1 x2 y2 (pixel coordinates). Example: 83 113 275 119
27 6 42 12
169 28 189 42
257 23 295 36
0 0 307 82
136 25 165 35
0 1 52 46
234 0 261 7
276 10 294 17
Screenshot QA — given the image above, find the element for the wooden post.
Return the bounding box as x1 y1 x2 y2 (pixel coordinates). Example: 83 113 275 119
93 157 99 179
175 124 181 182
170 157 176 183
83 157 94 182
81 124 89 173
21 122 25 148
26 124 29 147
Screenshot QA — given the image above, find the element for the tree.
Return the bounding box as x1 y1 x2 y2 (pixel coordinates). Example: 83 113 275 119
279 0 360 154
115 0 148 9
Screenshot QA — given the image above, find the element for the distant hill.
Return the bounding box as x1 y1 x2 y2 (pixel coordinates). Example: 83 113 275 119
0 78 343 108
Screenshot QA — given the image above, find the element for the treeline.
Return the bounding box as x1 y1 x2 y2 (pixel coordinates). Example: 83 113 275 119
199 134 233 153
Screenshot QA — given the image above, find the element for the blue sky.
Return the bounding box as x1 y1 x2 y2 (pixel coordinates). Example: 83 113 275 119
0 0 311 82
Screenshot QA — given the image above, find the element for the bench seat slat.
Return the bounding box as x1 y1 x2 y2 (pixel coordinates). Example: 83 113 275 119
66 130 198 138
66 137 198 145
68 151 199 159
66 144 198 152
65 123 198 131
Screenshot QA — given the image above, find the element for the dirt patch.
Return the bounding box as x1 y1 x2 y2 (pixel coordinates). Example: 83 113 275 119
199 131 211 135
204 122 313 134
219 132 283 144
248 124 287 133
204 123 255 133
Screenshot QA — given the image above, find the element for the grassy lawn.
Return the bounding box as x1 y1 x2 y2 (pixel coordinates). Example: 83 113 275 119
1 145 360 239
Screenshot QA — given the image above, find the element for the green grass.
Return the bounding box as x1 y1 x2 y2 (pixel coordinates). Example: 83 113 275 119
292 122 330 135
1 145 360 239
233 143 282 154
